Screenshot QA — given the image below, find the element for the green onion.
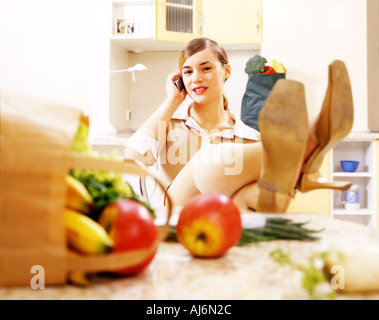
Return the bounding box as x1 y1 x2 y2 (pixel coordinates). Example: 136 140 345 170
164 217 322 246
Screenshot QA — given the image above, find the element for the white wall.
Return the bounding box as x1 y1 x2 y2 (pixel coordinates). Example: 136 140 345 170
261 0 368 131
0 0 96 114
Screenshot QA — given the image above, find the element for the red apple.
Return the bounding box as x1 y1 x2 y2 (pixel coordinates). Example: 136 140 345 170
99 199 159 275
176 193 242 258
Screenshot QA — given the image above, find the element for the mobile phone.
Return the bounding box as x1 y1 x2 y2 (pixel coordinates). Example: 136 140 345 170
174 76 185 92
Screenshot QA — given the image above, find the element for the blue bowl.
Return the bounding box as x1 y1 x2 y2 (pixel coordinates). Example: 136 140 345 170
340 160 359 172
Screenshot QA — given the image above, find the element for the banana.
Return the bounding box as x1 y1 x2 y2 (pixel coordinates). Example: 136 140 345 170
272 59 287 74
65 208 114 254
66 250 92 287
68 270 92 287
98 205 119 233
65 175 94 214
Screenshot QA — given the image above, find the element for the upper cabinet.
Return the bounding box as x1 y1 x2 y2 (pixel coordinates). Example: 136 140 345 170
156 0 202 43
203 0 262 46
111 0 262 52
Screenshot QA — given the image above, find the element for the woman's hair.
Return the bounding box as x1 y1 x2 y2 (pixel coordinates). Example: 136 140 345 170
179 38 229 110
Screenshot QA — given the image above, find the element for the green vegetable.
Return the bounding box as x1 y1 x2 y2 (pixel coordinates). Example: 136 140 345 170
71 172 154 221
71 121 91 153
166 226 180 242
270 248 294 266
165 218 321 245
245 55 268 74
270 249 335 300
70 120 155 220
237 218 321 245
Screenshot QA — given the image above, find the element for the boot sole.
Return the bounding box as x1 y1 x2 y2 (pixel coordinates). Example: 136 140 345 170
257 79 309 213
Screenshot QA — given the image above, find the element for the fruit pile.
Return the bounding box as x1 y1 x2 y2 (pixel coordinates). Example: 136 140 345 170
65 178 158 285
65 116 159 286
245 55 287 74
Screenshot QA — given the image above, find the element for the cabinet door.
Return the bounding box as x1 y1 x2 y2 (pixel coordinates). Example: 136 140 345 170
203 0 262 45
156 0 202 43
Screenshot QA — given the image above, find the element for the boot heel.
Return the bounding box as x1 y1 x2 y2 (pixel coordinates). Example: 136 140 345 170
299 172 352 193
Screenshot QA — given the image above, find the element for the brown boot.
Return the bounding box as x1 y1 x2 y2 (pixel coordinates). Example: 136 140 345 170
257 79 309 213
297 60 354 193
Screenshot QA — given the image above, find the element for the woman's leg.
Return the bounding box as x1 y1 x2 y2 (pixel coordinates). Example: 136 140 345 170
167 122 319 209
168 79 310 213
167 137 304 211
167 141 263 206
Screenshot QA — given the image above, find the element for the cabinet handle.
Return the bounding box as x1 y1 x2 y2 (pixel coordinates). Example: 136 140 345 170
256 11 260 34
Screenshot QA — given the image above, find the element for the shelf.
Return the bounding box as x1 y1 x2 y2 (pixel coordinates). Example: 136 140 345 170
111 36 187 52
345 132 379 141
333 172 373 178
333 209 374 216
330 138 377 228
110 36 261 52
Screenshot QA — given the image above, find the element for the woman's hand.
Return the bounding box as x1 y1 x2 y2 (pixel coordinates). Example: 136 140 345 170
165 71 187 105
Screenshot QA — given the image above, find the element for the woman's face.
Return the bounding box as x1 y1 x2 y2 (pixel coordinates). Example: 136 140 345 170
181 48 230 106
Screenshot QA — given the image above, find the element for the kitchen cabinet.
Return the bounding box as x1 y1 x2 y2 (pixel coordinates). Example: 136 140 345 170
110 0 261 52
156 0 202 43
202 0 262 46
111 0 202 52
330 135 378 228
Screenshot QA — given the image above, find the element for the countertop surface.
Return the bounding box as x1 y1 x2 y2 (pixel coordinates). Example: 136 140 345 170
1 213 379 300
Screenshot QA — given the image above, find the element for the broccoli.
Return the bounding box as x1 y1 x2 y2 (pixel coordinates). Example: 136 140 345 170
245 55 267 74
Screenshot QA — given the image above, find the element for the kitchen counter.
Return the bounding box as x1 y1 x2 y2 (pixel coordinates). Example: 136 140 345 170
87 131 379 147
1 213 379 300
89 132 134 146
346 131 379 141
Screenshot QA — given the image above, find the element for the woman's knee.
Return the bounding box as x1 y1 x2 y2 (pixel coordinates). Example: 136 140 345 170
189 143 244 194
192 143 243 173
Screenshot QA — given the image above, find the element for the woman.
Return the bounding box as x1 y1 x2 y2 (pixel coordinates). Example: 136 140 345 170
126 37 354 212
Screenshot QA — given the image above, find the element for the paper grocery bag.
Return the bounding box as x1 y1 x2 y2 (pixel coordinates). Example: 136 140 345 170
0 92 172 286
